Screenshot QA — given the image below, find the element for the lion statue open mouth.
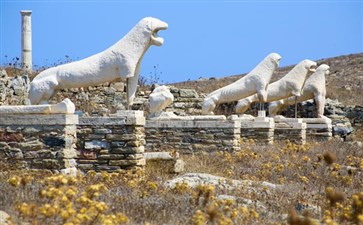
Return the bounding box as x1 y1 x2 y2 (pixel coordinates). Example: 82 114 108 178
29 17 168 108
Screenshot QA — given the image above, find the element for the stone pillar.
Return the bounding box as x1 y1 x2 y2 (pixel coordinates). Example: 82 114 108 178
274 118 306 145
145 115 241 154
77 111 146 172
20 10 32 74
238 115 275 145
302 118 332 141
0 114 78 171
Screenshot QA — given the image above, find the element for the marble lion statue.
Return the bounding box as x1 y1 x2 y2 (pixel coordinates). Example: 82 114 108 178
268 64 330 118
201 53 281 115
29 17 168 107
149 85 174 114
235 59 317 114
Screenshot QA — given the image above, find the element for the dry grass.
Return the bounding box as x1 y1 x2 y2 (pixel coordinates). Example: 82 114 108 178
0 140 362 224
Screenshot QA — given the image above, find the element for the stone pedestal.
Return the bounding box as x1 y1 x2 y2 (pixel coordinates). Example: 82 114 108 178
20 10 32 73
0 114 78 170
274 118 306 144
237 114 274 145
302 118 332 141
145 115 240 154
77 111 145 172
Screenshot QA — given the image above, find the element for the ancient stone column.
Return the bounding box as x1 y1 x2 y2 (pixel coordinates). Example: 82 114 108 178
20 10 32 74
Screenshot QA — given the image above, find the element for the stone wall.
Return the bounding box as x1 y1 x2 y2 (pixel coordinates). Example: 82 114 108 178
76 111 146 172
238 117 275 145
0 71 30 106
274 119 306 144
0 114 78 170
145 116 241 154
303 118 332 141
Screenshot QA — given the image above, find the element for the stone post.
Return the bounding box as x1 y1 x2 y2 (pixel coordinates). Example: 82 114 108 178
20 10 32 74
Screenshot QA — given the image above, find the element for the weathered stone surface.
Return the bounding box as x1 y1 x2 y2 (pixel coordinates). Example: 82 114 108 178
0 210 10 225
110 141 126 147
77 114 146 171
145 117 240 153
85 141 109 150
94 128 112 134
79 117 126 126
106 134 138 141
179 89 199 98
0 114 78 125
0 114 78 171
174 159 185 173
111 146 144 154
165 173 281 190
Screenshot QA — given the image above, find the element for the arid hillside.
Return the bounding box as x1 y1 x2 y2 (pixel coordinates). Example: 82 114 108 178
172 53 363 106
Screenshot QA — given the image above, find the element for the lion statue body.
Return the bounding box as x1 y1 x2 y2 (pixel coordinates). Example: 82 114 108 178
235 59 317 114
29 17 168 107
149 85 174 114
268 64 329 118
201 53 281 115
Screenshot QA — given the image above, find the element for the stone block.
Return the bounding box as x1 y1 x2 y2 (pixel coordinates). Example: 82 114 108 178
98 154 126 160
111 146 144 154
78 159 108 164
109 159 144 166
79 117 126 126
179 89 199 98
125 154 144 160
0 114 78 125
85 140 109 150
95 165 121 171
94 128 112 134
110 141 126 147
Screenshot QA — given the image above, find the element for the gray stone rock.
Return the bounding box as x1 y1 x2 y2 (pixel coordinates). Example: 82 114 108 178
165 173 281 190
0 69 7 78
173 159 185 173
85 140 109 150
0 210 10 225
179 89 199 98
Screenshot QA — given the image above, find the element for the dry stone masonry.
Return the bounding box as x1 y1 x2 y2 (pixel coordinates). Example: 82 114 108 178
77 111 146 171
145 116 241 154
237 114 275 145
0 114 78 170
274 118 307 144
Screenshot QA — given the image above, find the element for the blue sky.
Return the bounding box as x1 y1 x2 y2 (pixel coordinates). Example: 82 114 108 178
1 1 362 83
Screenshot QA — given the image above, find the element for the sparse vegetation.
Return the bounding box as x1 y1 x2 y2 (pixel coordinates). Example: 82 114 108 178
0 140 362 224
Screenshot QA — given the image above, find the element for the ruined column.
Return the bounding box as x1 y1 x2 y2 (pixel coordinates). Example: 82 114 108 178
20 10 32 74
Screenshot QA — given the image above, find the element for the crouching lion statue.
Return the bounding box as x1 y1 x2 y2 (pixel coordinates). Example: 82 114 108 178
235 59 317 114
268 64 330 118
202 53 281 115
29 17 168 108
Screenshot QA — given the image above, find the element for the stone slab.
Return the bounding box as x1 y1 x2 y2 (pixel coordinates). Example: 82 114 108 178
306 123 332 129
301 118 332 124
0 114 78 125
79 117 127 126
146 120 240 129
144 152 174 160
149 115 226 121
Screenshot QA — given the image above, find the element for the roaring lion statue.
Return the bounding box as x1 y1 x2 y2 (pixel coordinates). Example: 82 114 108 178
235 59 317 114
201 53 281 115
29 17 168 107
268 64 330 118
